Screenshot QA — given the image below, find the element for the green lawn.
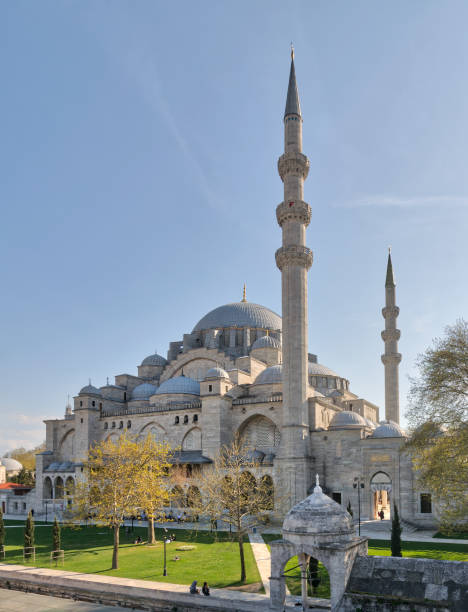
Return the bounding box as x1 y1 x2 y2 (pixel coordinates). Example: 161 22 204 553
262 534 468 598
433 531 468 540
1 524 262 590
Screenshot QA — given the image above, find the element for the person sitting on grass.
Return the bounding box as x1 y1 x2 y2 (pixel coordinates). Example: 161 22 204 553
134 535 142 544
189 580 199 594
202 582 210 596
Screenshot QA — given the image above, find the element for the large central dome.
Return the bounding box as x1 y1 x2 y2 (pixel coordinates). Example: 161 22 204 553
192 302 282 332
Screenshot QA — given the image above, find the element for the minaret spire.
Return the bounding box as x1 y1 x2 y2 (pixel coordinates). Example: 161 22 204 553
284 50 302 119
381 249 401 423
275 50 313 508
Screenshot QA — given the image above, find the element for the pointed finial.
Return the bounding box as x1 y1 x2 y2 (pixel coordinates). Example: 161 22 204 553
106 376 109 386
88 378 91 386
385 248 396 288
242 283 247 302
290 42 294 60
313 473 323 494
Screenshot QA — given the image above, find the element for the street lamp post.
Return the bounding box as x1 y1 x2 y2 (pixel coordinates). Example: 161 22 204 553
353 477 365 536
163 528 171 576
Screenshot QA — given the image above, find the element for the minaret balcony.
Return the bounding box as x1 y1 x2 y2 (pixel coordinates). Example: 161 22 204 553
278 152 310 181
382 306 400 319
276 200 311 227
381 329 401 342
275 245 313 270
381 353 402 365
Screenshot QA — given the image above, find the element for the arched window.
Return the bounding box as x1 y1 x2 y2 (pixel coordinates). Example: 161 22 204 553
174 416 180 425
259 475 274 510
104 422 108 430
171 485 186 508
54 476 64 499
186 485 202 508
119 421 123 429
127 420 131 429
43 477 53 500
183 415 189 424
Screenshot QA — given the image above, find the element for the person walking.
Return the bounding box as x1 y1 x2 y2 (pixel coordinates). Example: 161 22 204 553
202 582 210 596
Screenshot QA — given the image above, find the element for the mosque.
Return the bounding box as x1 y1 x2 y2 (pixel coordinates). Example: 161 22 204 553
16 53 435 528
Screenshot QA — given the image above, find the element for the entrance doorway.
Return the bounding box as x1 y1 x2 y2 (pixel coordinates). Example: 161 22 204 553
370 472 392 520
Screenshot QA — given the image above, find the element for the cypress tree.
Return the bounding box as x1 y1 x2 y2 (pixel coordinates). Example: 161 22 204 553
24 510 35 559
347 500 353 518
52 517 61 555
0 507 5 556
391 503 402 557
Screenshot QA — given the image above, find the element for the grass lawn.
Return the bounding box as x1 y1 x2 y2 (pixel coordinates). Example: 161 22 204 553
1 524 262 590
262 534 468 598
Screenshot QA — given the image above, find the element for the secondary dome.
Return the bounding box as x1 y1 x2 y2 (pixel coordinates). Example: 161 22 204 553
372 420 405 438
192 302 281 332
308 362 340 377
155 375 200 396
1 457 22 472
283 478 353 537
79 384 101 396
141 353 167 367
131 383 158 400
205 367 229 379
252 335 281 350
329 411 366 429
255 364 282 385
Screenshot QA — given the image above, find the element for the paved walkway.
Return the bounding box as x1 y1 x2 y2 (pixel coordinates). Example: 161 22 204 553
0 588 128 611
248 531 272 596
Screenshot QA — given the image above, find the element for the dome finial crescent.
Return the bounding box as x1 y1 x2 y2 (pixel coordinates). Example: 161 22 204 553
242 283 247 302
314 473 322 494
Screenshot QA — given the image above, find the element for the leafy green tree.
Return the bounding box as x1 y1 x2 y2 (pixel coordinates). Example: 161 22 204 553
346 500 353 518
52 517 61 554
24 510 35 558
11 468 35 486
391 504 402 557
406 319 468 527
0 508 5 554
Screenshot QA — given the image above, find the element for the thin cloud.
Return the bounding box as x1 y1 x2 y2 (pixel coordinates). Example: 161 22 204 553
342 195 468 209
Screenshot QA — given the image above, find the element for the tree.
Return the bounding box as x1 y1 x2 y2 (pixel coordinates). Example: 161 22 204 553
8 442 46 471
346 500 353 518
406 319 468 528
132 434 172 545
24 510 35 558
52 517 61 557
0 508 5 555
69 433 172 569
11 468 35 486
391 503 402 557
186 436 276 582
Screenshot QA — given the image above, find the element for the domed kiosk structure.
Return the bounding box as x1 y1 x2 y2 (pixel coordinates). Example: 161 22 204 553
270 475 368 611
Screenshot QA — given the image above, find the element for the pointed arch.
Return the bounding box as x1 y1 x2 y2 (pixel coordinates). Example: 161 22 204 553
238 414 280 450
43 476 53 499
138 422 167 444
182 427 202 451
54 476 64 499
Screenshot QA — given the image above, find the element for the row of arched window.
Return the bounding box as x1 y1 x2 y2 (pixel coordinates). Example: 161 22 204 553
43 475 75 500
104 420 132 430
174 414 198 425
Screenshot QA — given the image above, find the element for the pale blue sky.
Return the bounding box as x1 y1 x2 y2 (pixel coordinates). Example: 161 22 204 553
1 1 467 452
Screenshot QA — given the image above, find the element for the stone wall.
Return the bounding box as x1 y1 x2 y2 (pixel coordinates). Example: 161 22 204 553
339 555 468 611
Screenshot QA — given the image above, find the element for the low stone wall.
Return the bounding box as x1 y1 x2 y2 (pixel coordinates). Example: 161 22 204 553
0 563 270 612
339 556 468 611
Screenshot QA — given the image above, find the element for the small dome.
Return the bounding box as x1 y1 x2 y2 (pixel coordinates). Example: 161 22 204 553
205 367 229 380
1 457 22 472
155 375 200 396
308 362 340 377
193 302 281 333
283 479 353 537
254 364 282 385
131 383 158 400
372 420 405 438
252 335 281 350
79 384 101 396
329 411 366 429
141 353 167 367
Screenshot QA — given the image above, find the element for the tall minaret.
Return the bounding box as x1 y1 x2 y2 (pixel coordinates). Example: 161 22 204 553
275 49 313 507
381 249 401 423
